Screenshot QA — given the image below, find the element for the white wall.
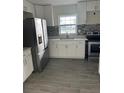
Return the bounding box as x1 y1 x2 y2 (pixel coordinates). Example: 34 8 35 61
53 4 77 25
44 5 54 26
34 5 44 19
23 0 35 16
86 11 100 24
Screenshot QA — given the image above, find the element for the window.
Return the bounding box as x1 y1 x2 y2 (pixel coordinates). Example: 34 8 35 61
59 15 77 34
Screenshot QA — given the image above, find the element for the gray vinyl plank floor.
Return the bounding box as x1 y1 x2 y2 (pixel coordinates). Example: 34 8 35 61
24 58 100 93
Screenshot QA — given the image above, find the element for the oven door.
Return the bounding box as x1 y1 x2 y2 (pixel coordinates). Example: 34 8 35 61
88 42 100 56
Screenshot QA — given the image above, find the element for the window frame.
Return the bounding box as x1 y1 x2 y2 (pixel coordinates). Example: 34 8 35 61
58 15 77 35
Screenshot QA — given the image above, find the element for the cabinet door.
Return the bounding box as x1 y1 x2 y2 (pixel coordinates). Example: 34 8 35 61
77 2 87 24
27 54 33 75
49 41 59 58
23 55 27 82
44 5 54 26
58 43 67 58
23 49 33 82
49 42 53 58
87 1 100 11
23 54 32 82
95 1 100 11
58 41 76 58
54 43 59 58
66 42 76 58
75 41 85 59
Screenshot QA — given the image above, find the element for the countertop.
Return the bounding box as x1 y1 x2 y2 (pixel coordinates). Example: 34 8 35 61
48 35 87 40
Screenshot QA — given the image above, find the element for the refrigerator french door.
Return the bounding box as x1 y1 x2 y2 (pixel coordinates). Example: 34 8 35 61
40 19 49 71
33 18 45 72
42 19 48 49
34 18 45 51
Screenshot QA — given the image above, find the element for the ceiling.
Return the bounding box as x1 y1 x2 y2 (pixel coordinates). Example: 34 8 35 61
27 0 99 5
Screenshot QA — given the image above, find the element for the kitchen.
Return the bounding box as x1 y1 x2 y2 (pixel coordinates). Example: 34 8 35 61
23 0 100 93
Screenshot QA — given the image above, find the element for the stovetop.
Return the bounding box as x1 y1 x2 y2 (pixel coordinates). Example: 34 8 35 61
86 31 100 36
86 31 100 42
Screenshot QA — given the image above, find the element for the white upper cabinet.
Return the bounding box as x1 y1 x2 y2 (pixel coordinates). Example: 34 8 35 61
96 1 100 11
77 0 100 24
33 0 100 25
44 5 54 26
35 5 45 19
86 11 100 24
86 1 100 24
77 2 87 24
34 5 54 26
86 1 100 11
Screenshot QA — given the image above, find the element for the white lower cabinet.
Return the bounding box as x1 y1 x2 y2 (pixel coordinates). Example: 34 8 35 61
49 39 86 59
58 42 67 58
66 42 76 58
75 41 85 58
49 40 59 58
23 48 33 82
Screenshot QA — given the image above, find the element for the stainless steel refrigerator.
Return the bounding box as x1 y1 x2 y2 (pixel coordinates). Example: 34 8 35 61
23 18 49 72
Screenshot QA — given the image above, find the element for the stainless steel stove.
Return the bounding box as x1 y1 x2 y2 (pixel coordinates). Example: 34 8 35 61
86 31 100 57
